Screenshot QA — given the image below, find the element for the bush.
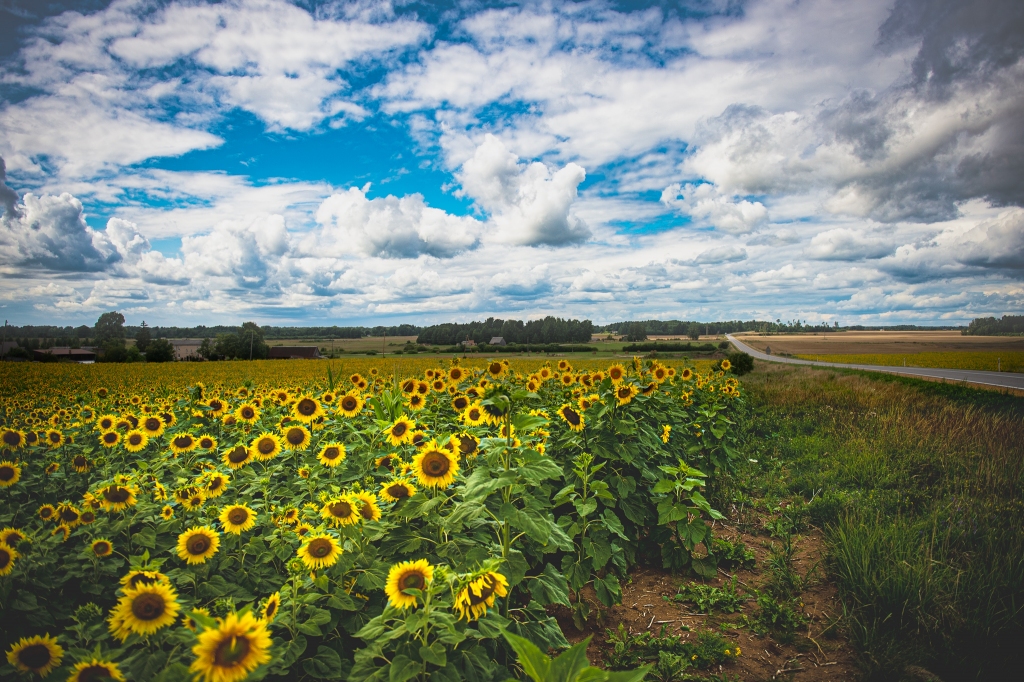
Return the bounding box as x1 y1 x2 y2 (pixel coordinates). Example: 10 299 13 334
145 339 175 363
725 351 754 375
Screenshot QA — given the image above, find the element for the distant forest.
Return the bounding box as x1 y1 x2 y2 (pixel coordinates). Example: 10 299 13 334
416 317 594 345
963 315 1024 336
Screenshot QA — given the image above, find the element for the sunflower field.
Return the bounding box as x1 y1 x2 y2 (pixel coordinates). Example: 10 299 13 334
0 356 742 682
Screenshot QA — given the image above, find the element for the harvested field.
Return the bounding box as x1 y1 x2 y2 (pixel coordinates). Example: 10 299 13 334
736 330 1024 355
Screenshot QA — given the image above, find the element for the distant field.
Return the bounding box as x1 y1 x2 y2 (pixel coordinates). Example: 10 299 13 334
737 330 1024 355
794 351 1024 373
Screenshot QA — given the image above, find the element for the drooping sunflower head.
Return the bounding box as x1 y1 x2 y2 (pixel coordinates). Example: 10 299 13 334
317 442 346 468
281 424 311 450
263 592 281 621
384 416 416 447
0 544 18 576
68 658 124 682
176 527 220 565
0 527 25 548
0 461 21 487
57 504 81 527
291 395 324 423
298 534 342 570
454 570 509 621
412 443 459 489
353 492 381 522
321 496 360 527
6 634 63 676
557 404 585 432
385 559 433 610
452 433 479 457
189 611 272 682
99 485 137 512
380 478 416 503
219 505 256 534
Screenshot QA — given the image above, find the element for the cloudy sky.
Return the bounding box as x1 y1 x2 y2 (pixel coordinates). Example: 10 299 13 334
1 0 1022 328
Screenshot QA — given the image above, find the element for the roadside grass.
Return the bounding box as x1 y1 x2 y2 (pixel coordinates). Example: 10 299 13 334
732 363 1024 681
793 350 1024 373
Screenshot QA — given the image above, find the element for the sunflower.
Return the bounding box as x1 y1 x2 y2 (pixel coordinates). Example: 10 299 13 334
110 582 180 639
407 393 426 410
190 610 271 682
317 442 346 467
44 429 64 449
349 373 364 386
97 414 119 432
68 658 125 682
400 378 417 394
298 534 342 570
661 425 672 443
0 461 21 487
557 404 585 432
220 505 256 534
607 365 627 384
321 496 361 527
140 415 165 437
461 402 486 427
412 442 459 489
91 538 114 557
431 379 446 392
380 478 417 503
291 395 324 423
451 433 479 457
161 505 175 520
454 570 509 621
448 366 466 383
235 403 260 424
121 429 148 453
250 432 283 461
120 569 169 590
448 395 468 412
98 484 137 512
168 433 197 455
485 361 505 379
680 367 693 381
615 383 638 406
205 398 227 417
78 406 96 423
6 634 63 677
70 454 90 473
183 493 206 511
353 492 381 521
223 445 253 469
38 504 56 521
197 434 218 450
0 544 17 576
52 525 71 542
282 507 300 524
262 592 281 621
294 523 312 538
525 379 540 392
641 381 658 396
384 416 416 447
337 392 363 417
559 373 575 387
415 380 429 395
203 473 229 498
385 559 433 610
721 359 732 371
57 504 81 527
281 424 311 450
0 527 24 547
176 527 220 565
653 365 669 383
99 431 120 448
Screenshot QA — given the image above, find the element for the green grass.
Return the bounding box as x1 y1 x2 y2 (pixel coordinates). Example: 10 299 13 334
732 363 1024 681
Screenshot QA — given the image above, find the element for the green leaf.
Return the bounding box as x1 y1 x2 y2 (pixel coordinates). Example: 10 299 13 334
389 655 422 682
529 563 571 607
328 591 360 611
512 413 548 433
500 630 550 682
548 639 591 682
651 479 675 494
594 574 622 607
603 665 654 682
302 646 343 679
419 642 447 667
601 510 628 541
131 526 156 549
518 457 565 484
574 499 597 517
584 537 612 569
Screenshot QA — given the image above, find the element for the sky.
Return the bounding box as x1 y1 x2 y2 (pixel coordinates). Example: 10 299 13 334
0 0 1022 328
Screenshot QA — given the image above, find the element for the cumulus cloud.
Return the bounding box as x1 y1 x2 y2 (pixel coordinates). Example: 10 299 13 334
457 135 590 246
661 182 768 235
0 191 111 271
182 215 290 289
692 245 748 264
310 187 482 259
806 228 895 260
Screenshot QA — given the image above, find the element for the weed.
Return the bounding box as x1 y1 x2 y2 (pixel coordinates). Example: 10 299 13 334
667 576 745 613
749 592 808 643
712 536 756 569
603 624 741 673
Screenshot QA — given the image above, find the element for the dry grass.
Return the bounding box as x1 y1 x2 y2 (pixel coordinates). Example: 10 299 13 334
737 330 1024 355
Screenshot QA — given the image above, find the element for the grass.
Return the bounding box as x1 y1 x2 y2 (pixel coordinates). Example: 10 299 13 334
732 363 1024 681
793 350 1024 373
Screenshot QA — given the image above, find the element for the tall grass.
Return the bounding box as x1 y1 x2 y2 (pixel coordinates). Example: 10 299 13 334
737 364 1024 680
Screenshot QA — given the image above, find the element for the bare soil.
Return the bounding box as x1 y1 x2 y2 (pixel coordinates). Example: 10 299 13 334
736 331 1024 355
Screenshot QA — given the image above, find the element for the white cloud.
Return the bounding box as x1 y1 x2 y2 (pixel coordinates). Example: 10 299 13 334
692 245 748 264
806 227 895 261
661 183 768 235
0 192 110 271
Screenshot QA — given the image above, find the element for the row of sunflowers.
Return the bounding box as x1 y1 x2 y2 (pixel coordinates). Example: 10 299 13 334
0 356 742 681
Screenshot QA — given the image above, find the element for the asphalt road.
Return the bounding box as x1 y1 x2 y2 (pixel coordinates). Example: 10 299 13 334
726 334 1024 392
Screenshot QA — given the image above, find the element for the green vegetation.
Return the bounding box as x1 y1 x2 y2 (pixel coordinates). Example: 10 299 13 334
963 314 1024 336
734 364 1024 680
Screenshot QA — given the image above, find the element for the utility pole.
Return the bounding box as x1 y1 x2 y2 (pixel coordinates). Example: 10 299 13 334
382 330 386 358
249 330 254 360
1 320 7 360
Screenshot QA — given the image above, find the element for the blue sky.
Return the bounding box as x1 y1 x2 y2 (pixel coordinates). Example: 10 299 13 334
0 0 1022 328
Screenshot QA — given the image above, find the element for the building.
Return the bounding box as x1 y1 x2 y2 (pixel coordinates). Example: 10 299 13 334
33 347 97 362
459 339 476 348
489 337 506 346
169 339 205 361
268 346 324 360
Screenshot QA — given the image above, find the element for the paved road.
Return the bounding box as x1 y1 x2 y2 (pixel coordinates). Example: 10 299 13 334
726 334 1024 392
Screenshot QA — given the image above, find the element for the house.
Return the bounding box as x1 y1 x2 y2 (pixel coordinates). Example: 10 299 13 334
489 337 506 346
169 339 205 361
0 341 18 356
268 346 324 360
33 347 97 362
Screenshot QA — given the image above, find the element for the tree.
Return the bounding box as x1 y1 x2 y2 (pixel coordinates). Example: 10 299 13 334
215 333 239 359
625 322 648 342
198 338 215 360
135 321 151 352
686 322 701 341
239 321 268 360
145 339 174 362
95 312 125 347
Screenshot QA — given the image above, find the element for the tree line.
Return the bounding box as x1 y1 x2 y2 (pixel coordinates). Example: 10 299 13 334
963 315 1024 336
416 316 594 346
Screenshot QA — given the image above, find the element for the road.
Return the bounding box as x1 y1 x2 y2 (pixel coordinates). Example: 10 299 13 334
725 334 1024 392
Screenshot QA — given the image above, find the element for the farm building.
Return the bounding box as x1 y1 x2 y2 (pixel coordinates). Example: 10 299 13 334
32 347 97 362
268 346 325 359
169 339 205 361
489 337 506 346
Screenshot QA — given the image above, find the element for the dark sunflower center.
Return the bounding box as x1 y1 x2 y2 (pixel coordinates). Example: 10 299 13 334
459 438 477 455
266 601 277 617
453 397 468 410
73 456 87 467
468 409 481 421
103 487 130 503
187 535 211 554
208 478 223 491
0 466 14 481
296 399 316 416
359 503 374 519
49 432 60 443
391 423 408 438
144 418 160 431
40 508 53 518
3 431 20 446
322 447 340 460
618 387 631 398
400 572 425 590
228 447 249 463
308 539 331 557
286 429 305 445
213 633 251 667
129 573 157 588
82 511 95 523
228 509 249 525
329 501 352 518
422 452 450 477
60 508 79 522
341 397 357 411
77 663 114 680
129 434 143 446
103 433 118 443
386 484 410 499
210 400 223 411
173 436 193 448
131 593 166 621
241 407 255 419
200 438 214 448
26 433 38 443
257 439 275 455
17 643 51 670
94 542 111 555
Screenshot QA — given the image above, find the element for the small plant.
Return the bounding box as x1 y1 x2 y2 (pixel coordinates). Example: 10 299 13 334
603 624 740 673
712 537 756 569
667 577 745 613
749 592 808 643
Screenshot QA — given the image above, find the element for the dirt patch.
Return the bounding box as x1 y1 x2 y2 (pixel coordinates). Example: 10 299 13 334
555 522 859 681
736 331 1024 355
